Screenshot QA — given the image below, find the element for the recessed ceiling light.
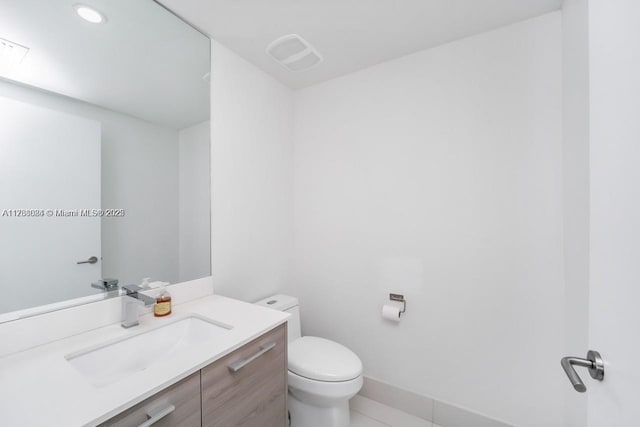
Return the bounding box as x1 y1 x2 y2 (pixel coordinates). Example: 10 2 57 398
74 4 107 24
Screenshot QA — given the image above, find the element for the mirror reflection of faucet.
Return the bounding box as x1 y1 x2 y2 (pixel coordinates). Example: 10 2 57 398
90 278 119 292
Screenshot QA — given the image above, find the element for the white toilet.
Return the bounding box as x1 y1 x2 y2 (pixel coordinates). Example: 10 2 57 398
256 295 363 427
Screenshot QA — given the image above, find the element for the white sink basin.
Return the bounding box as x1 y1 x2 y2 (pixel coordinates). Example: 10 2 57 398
65 315 232 387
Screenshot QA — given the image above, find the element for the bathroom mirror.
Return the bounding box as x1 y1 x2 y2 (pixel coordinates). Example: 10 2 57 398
0 0 211 321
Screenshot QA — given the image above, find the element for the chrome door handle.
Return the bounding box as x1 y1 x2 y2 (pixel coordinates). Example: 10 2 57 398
561 350 604 392
228 342 277 373
138 403 175 427
77 256 98 264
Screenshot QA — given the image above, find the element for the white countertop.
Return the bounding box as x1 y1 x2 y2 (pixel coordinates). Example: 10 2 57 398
0 295 289 427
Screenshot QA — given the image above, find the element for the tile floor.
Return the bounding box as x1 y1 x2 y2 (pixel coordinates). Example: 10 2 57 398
350 395 443 427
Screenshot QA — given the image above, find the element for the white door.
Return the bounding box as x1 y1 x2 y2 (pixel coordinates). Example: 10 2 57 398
587 0 640 424
0 96 101 313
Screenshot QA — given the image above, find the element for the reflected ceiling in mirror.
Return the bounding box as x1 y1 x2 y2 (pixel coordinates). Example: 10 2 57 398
0 0 211 322
0 0 209 129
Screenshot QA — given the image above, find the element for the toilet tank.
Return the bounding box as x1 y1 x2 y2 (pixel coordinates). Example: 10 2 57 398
255 294 301 342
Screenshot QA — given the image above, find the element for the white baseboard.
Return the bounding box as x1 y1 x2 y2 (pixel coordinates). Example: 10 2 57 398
359 376 514 427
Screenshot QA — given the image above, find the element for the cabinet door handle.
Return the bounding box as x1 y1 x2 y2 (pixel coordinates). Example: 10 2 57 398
138 403 175 427
228 342 277 373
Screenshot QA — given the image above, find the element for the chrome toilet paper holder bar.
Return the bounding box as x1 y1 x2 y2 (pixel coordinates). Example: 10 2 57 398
389 293 406 315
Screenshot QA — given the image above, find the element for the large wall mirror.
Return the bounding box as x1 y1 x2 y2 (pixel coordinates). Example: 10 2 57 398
0 0 211 321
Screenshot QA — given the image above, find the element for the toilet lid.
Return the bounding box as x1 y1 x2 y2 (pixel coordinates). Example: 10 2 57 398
288 336 363 382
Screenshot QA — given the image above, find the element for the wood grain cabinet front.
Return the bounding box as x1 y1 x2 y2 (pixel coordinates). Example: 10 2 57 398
201 323 287 427
97 323 287 427
98 372 201 427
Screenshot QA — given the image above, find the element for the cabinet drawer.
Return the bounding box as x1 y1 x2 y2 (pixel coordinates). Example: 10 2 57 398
98 372 201 427
202 323 287 427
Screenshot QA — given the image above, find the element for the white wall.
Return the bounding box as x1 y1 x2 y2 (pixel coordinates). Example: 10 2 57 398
291 13 564 427
561 0 590 425
210 41 294 302
179 120 211 282
0 80 180 286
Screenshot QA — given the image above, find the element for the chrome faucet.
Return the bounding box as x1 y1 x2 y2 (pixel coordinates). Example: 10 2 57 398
121 284 155 328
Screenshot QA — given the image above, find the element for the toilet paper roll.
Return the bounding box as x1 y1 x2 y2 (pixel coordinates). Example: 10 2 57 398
382 304 401 322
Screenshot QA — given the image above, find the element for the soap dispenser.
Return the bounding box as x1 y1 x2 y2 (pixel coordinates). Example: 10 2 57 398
154 283 172 317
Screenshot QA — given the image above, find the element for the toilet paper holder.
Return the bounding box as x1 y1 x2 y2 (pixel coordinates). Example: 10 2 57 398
389 293 406 315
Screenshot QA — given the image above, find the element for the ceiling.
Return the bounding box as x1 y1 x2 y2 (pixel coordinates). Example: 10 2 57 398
0 0 210 129
159 0 563 90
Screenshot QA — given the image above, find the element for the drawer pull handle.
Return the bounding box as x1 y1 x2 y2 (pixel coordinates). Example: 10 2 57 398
138 403 175 427
228 342 277 373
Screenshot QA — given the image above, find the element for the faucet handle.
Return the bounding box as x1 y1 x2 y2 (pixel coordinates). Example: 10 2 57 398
121 284 156 309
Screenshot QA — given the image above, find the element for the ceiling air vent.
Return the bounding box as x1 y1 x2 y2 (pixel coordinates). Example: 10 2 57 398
0 37 29 68
266 34 323 72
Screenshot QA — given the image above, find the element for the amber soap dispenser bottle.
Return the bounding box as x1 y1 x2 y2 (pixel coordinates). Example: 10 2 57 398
154 283 172 317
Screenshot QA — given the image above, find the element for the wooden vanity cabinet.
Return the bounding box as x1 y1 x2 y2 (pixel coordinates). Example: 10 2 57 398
201 323 287 427
98 323 287 427
98 373 201 427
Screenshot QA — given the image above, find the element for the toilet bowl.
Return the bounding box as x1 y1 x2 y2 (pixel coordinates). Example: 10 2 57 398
255 295 363 427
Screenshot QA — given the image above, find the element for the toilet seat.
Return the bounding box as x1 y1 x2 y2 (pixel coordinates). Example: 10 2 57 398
288 369 363 404
288 336 363 382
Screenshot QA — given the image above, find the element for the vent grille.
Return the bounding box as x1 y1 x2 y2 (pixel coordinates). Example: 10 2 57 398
0 37 29 69
266 34 323 72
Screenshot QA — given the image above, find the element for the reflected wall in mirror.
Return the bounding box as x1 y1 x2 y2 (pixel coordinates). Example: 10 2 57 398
0 0 211 320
